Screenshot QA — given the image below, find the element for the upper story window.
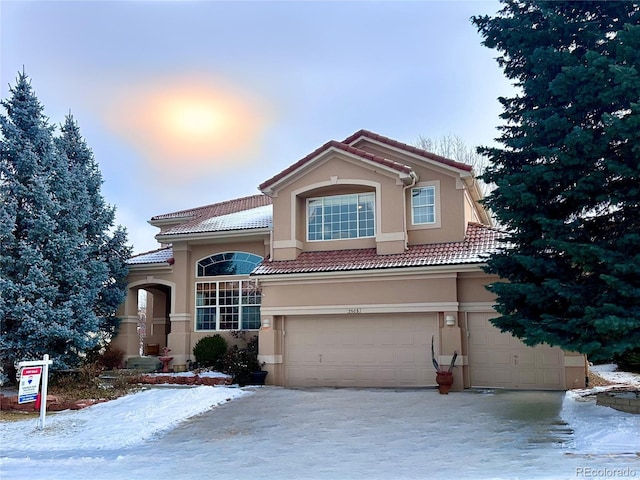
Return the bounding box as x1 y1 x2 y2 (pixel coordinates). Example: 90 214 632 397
411 186 436 224
197 252 263 277
307 192 375 241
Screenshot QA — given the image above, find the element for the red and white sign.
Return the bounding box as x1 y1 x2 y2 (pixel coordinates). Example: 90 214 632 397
18 366 42 404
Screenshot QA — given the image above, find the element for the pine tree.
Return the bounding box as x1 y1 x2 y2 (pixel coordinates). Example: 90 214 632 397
0 73 130 379
472 2 640 361
55 115 131 341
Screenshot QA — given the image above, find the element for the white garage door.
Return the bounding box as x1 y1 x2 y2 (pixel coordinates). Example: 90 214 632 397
285 314 438 387
467 312 564 390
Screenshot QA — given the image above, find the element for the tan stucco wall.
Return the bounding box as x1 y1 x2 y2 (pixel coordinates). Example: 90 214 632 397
271 154 408 259
118 237 269 365
260 274 459 308
457 271 499 304
268 143 486 262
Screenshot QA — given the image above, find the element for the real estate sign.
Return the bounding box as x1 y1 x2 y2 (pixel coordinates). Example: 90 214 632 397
18 366 42 404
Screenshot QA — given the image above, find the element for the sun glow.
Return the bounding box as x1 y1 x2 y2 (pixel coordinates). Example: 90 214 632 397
164 99 223 139
105 75 271 182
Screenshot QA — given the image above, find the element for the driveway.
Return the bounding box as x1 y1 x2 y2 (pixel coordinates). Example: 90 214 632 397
1 387 638 479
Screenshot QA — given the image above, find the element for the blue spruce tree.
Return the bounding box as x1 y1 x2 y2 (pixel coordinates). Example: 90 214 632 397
0 72 130 380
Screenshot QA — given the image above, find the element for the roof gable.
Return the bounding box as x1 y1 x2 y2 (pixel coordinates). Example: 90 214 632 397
259 138 416 195
343 130 473 173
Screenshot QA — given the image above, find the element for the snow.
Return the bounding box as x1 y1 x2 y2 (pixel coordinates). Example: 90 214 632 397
1 366 639 480
1 386 248 451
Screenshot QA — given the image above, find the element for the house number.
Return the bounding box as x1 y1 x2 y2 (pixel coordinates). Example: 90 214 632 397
347 308 361 314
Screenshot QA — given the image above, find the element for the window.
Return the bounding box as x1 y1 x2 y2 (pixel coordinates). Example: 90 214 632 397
307 192 375 241
411 186 436 224
195 279 262 330
197 252 263 277
195 252 263 331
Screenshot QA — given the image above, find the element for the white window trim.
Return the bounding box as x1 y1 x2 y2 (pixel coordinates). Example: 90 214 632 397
194 278 261 331
410 180 441 229
306 192 376 242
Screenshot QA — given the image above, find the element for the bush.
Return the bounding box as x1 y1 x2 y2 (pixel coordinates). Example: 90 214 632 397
615 348 640 373
97 345 125 370
220 331 262 386
193 335 228 368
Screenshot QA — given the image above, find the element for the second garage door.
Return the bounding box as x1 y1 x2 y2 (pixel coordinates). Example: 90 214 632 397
467 312 565 390
284 313 438 387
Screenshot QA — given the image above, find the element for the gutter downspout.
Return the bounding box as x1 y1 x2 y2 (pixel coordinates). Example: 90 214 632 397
402 172 418 250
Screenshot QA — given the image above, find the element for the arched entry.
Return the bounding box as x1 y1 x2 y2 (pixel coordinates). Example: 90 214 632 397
113 279 175 362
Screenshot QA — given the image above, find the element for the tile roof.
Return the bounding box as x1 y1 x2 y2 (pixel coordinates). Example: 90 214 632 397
128 246 173 265
259 139 414 192
151 194 272 222
252 223 505 276
343 129 473 173
259 130 474 192
159 204 273 236
149 194 272 239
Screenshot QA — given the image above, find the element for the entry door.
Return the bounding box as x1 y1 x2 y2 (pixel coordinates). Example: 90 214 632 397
467 312 564 390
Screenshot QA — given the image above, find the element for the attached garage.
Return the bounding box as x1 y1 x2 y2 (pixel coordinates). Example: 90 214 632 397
284 313 438 387
467 312 565 390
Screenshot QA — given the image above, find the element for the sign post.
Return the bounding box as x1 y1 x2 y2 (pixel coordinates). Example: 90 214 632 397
17 354 53 429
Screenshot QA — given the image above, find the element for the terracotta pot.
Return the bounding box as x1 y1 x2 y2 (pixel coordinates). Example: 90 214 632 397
435 371 454 394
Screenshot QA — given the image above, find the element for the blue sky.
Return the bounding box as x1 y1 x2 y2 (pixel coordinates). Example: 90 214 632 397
1 0 513 254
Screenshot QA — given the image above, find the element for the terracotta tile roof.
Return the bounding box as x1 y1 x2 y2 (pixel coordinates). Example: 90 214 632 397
151 194 272 221
343 129 474 172
252 223 505 275
128 246 173 265
160 204 272 236
259 139 414 192
150 194 273 238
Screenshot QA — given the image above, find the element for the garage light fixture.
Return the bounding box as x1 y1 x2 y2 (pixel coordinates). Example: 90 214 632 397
445 315 456 326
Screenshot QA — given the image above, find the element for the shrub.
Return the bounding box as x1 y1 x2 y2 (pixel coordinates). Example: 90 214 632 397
220 331 262 386
193 335 228 368
615 348 640 374
97 345 125 370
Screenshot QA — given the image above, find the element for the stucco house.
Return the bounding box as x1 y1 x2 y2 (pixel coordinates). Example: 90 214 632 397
114 130 587 391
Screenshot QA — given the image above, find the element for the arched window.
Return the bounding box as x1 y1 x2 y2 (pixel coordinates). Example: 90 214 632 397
195 252 263 331
197 252 263 277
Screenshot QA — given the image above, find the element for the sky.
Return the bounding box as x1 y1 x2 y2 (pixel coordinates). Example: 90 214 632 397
1 365 639 480
0 0 515 254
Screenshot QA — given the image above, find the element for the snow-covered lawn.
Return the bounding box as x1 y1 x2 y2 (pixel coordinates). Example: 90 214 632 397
1 365 638 480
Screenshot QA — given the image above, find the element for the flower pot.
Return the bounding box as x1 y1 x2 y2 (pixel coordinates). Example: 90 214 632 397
250 370 268 385
435 371 454 394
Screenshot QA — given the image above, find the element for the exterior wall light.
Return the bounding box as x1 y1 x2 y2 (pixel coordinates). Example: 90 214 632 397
445 315 456 327
261 317 271 328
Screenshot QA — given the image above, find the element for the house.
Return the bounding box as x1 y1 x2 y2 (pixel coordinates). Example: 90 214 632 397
114 130 587 390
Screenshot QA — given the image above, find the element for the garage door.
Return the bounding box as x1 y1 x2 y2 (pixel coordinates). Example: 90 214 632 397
285 314 438 387
467 312 564 390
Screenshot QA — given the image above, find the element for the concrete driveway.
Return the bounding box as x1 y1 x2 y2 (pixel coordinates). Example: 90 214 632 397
140 387 634 480
2 387 637 480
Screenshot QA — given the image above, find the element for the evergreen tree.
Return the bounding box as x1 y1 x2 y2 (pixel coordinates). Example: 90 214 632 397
0 73 130 379
55 115 131 343
472 2 640 361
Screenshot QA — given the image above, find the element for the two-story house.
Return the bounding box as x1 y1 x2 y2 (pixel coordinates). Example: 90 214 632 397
114 130 587 391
